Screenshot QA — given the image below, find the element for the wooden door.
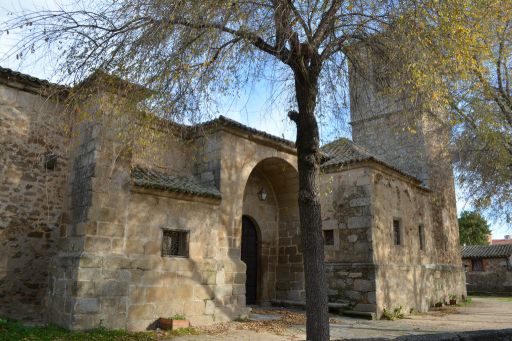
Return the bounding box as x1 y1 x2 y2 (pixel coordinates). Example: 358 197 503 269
241 216 258 305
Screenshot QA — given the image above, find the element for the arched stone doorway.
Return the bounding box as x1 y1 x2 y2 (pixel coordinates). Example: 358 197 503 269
241 216 258 305
242 157 303 305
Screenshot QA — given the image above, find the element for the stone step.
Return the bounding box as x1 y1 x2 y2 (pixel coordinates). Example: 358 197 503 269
342 310 377 320
248 313 282 322
270 299 350 313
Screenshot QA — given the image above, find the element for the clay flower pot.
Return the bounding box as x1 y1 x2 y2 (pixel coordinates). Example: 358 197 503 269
449 299 457 305
158 317 190 330
172 319 190 330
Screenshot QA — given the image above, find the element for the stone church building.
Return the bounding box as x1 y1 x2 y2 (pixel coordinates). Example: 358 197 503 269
0 62 466 330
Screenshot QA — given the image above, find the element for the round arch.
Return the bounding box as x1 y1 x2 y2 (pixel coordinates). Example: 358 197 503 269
241 157 303 305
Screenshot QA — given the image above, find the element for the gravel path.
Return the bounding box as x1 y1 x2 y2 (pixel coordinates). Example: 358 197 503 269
170 297 512 340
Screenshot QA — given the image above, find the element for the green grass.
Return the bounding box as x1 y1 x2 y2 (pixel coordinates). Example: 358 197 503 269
0 318 158 341
456 297 473 306
169 327 201 337
470 295 512 302
382 306 405 320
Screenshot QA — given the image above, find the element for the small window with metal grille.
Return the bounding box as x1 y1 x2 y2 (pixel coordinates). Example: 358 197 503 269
323 229 334 246
393 219 401 246
162 229 189 257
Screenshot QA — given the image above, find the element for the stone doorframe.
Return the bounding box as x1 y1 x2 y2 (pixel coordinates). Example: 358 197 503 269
241 157 304 305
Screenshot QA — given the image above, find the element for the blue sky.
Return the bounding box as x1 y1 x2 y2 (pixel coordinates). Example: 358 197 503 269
1 0 509 237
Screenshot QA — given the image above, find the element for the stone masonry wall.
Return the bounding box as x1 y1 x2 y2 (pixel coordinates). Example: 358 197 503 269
46 122 293 330
463 257 512 294
47 121 99 328
49 118 253 330
319 166 376 311
0 83 70 321
351 115 429 185
372 167 466 316
349 44 465 315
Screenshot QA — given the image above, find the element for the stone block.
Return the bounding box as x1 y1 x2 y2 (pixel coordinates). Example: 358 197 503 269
335 279 348 289
128 304 155 320
77 268 101 281
347 234 358 243
215 268 225 285
94 207 118 222
100 297 120 312
350 197 371 207
111 238 124 253
194 285 215 300
232 284 245 295
347 216 371 229
146 287 171 303
75 222 97 236
204 300 216 315
234 273 246 285
184 300 205 316
132 257 161 271
202 271 216 285
144 241 160 255
349 272 363 278
97 222 125 238
104 255 132 270
176 259 195 272
214 310 232 323
71 314 99 330
190 315 215 326
214 285 233 300
344 290 362 301
353 303 376 313
126 239 144 254
52 279 67 296
98 280 129 296
356 176 372 186
174 284 194 299
141 271 163 286
72 281 96 296
85 236 111 252
127 319 153 332
129 287 146 303
75 298 100 314
79 254 102 268
353 279 374 292
367 291 376 304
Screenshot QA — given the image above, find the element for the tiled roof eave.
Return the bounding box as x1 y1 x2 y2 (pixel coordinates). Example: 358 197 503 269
0 66 69 96
188 115 296 151
462 255 510 259
131 166 221 200
132 180 222 199
461 245 512 259
321 157 423 186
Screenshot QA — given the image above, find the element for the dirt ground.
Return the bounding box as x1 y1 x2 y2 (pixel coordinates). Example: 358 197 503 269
171 296 512 340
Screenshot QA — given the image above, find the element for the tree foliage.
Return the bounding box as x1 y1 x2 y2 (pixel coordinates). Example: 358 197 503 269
387 0 512 223
458 210 492 245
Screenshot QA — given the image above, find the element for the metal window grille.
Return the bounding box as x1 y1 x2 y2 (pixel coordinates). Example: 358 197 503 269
162 230 189 257
393 219 401 246
323 230 334 246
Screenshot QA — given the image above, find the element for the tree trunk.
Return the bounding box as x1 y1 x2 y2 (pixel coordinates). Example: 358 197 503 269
289 67 329 341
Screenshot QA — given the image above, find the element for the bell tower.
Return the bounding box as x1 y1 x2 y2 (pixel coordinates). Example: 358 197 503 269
348 44 460 264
